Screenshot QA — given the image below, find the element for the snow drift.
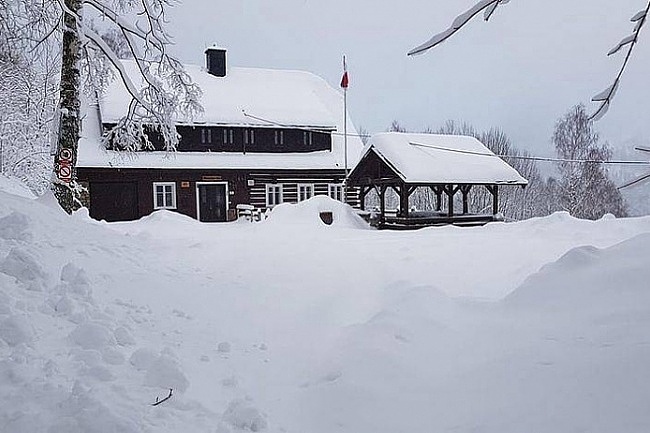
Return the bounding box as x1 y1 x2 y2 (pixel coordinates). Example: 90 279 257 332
1 179 650 433
263 195 371 230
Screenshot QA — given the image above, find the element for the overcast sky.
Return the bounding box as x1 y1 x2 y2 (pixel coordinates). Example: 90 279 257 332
166 0 650 156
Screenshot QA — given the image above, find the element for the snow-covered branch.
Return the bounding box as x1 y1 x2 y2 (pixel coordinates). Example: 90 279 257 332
79 0 202 152
408 0 510 56
590 2 650 121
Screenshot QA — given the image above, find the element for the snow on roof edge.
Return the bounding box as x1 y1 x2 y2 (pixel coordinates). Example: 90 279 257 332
352 132 528 185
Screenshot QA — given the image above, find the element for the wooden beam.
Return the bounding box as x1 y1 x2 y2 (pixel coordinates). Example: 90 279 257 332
407 185 417 197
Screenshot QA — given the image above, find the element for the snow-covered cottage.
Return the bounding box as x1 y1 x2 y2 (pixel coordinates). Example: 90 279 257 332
77 47 364 222
348 132 528 228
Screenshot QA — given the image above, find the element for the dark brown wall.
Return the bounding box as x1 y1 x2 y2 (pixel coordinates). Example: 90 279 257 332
104 124 332 153
78 167 358 222
348 150 401 186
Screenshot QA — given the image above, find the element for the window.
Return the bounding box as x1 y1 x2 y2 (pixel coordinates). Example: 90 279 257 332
328 184 344 202
244 129 255 145
303 131 313 146
266 184 283 207
274 130 284 145
223 129 234 144
298 184 314 202
201 128 212 144
153 182 177 209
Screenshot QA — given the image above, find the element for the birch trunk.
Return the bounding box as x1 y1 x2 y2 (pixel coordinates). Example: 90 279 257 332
52 0 82 213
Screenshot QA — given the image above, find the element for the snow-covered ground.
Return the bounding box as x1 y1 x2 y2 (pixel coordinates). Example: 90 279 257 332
1 178 650 433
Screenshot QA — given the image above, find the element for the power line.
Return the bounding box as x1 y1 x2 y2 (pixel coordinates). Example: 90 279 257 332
242 111 650 166
241 111 371 138
408 141 650 166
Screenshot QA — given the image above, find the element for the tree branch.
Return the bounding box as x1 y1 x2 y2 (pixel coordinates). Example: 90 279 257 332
408 0 507 56
590 1 650 120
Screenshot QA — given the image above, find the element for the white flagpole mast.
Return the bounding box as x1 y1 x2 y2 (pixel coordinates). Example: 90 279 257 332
342 55 348 203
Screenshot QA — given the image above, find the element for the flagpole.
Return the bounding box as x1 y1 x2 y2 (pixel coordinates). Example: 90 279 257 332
342 55 348 204
344 86 348 203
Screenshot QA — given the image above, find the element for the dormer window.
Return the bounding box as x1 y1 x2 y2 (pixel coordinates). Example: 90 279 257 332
244 129 255 145
274 130 284 145
223 129 234 144
201 128 212 144
303 131 313 146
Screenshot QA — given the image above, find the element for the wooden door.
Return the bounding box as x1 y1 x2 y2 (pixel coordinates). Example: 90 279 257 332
89 182 139 222
198 184 227 222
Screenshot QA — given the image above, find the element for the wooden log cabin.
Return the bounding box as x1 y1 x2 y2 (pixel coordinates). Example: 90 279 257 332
347 132 528 229
77 47 364 222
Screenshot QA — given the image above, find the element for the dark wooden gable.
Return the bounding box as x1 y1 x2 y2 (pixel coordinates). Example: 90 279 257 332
348 148 402 186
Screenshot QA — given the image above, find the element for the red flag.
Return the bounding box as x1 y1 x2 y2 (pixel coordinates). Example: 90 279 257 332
340 56 349 89
340 71 349 89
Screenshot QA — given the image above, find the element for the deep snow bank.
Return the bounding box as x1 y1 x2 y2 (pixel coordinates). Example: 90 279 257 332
0 174 36 200
506 232 650 313
2 182 650 433
263 196 370 230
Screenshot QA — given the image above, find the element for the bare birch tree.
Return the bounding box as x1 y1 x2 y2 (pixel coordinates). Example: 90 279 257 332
2 0 202 212
552 105 627 218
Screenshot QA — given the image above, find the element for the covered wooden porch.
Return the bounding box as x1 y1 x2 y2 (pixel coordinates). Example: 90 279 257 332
348 132 528 229
357 182 502 229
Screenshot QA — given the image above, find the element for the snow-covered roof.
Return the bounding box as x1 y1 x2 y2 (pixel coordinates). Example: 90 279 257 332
101 61 341 128
356 132 528 185
78 60 363 170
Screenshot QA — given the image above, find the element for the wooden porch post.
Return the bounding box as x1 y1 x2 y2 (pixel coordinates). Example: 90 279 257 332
399 183 409 217
444 184 454 217
430 185 442 212
379 185 387 225
359 186 367 210
485 185 499 215
460 185 472 215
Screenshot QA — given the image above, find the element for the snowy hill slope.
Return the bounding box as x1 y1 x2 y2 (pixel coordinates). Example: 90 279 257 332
1 187 650 433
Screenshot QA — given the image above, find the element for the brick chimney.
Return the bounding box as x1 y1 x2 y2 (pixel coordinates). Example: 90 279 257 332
205 46 227 77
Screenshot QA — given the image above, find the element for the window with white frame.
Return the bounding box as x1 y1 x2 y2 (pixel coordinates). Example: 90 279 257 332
274 130 284 145
223 129 234 144
201 128 212 144
153 182 177 209
328 184 344 202
303 131 313 146
298 184 314 202
244 129 255 145
266 184 283 207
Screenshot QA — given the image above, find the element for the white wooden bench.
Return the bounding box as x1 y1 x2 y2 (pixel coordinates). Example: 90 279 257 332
236 204 256 221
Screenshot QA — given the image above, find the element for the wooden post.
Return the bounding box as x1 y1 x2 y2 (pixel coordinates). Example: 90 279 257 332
444 184 453 217
460 185 472 215
359 186 367 210
485 185 499 215
430 186 442 212
379 185 387 225
443 185 461 218
399 183 409 218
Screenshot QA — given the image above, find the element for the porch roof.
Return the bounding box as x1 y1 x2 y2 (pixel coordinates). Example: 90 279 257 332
352 133 528 185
